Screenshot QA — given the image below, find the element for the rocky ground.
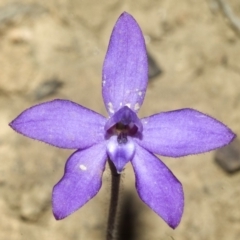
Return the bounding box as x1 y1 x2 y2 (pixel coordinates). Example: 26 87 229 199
0 0 240 239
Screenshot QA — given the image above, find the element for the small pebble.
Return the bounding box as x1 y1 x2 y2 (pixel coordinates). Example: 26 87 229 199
147 52 162 80
8 27 32 44
33 78 63 100
215 138 240 173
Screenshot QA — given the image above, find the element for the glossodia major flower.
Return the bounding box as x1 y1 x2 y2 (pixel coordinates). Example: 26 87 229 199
9 12 235 229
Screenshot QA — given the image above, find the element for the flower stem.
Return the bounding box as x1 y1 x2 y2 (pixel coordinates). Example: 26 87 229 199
106 160 121 240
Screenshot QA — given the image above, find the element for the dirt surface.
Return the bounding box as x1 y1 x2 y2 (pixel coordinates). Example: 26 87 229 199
1 0 240 239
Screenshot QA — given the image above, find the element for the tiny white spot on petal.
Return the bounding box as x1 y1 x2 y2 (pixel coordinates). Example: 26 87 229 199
120 102 123 106
107 102 114 113
102 80 106 86
196 114 207 118
134 103 140 111
144 35 151 44
79 165 87 171
125 103 131 108
143 120 148 124
138 91 143 96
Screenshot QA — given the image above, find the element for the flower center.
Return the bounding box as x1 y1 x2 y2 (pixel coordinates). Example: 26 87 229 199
117 132 128 144
105 106 142 140
105 106 141 173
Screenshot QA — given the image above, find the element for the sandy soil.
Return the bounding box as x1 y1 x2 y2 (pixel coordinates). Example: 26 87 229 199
0 0 240 239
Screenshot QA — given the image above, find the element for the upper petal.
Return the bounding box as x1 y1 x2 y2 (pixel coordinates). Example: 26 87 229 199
136 108 236 157
102 12 148 115
52 142 107 220
131 144 184 229
10 99 106 149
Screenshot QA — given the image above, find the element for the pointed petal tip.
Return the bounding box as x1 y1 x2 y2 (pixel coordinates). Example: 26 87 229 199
119 11 132 19
216 124 236 149
117 169 123 174
148 192 183 229
52 183 76 221
9 118 18 130
9 121 14 129
149 205 182 229
52 200 74 221
169 222 180 229
114 160 125 174
120 11 129 16
52 210 63 221
9 118 29 137
109 159 124 174
229 130 237 143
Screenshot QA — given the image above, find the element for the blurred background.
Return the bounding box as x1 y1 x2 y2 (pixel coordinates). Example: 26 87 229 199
0 0 240 239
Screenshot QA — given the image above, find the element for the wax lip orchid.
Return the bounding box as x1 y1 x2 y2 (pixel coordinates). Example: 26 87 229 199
9 12 235 229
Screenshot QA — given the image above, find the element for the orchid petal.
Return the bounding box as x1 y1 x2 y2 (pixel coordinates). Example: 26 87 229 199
9 99 106 149
131 144 184 229
105 106 143 133
136 108 235 157
102 12 148 115
52 142 107 220
107 135 135 173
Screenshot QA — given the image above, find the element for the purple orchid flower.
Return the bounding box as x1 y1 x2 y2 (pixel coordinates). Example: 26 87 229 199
9 12 235 229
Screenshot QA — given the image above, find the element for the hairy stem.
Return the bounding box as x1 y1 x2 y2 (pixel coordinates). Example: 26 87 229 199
106 160 121 240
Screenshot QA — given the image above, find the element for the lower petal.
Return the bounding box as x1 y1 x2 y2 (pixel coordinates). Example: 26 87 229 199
131 144 184 229
52 142 107 220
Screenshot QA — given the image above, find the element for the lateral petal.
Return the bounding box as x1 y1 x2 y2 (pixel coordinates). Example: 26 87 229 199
52 142 107 220
136 108 235 157
9 99 106 149
102 12 148 115
131 144 184 229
